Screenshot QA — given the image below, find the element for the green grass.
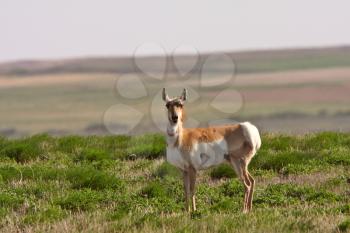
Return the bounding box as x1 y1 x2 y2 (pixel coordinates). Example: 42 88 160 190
210 164 236 179
0 132 349 232
338 219 350 232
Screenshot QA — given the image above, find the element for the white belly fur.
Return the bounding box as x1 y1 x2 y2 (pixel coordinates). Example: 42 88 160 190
166 139 228 171
191 139 228 170
166 147 188 170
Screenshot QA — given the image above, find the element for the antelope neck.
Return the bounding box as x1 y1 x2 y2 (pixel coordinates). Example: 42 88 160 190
167 123 183 146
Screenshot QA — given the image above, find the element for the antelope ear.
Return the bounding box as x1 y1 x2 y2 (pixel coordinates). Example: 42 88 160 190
180 88 187 102
162 88 170 102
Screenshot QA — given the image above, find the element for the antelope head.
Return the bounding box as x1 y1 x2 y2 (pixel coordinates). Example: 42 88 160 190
162 88 187 137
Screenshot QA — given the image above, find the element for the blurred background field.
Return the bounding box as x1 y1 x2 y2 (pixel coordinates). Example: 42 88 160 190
1 46 350 137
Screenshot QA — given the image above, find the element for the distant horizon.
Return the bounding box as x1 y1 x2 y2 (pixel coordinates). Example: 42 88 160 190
1 44 349 64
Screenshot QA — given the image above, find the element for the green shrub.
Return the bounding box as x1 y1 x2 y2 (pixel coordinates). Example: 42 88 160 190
107 135 131 147
22 166 64 180
0 207 8 219
108 200 132 220
0 134 54 162
23 134 54 151
252 132 350 173
127 144 163 159
126 134 165 160
53 134 165 160
139 179 183 213
141 181 167 198
305 189 340 203
0 142 40 162
56 136 87 154
18 185 46 199
304 132 350 151
254 186 290 206
338 204 350 214
210 164 236 179
254 183 340 206
153 162 181 179
338 219 350 232
66 166 124 190
250 150 318 171
1 165 123 191
55 189 105 211
210 198 238 212
76 148 111 162
219 179 243 197
279 162 324 175
0 192 24 208
195 183 224 208
0 136 7 147
0 165 64 182
22 205 66 224
0 166 21 181
322 176 348 189
326 153 350 165
262 134 300 151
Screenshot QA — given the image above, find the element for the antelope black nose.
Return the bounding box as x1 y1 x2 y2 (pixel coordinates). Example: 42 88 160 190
172 115 178 123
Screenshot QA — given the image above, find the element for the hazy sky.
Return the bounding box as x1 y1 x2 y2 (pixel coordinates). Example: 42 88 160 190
1 0 350 62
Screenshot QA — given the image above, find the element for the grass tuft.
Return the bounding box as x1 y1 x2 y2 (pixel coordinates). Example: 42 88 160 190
338 219 350 232
153 162 181 179
141 181 167 198
76 148 112 162
22 206 67 224
210 164 236 179
66 166 124 190
254 183 341 206
55 189 105 211
0 192 24 209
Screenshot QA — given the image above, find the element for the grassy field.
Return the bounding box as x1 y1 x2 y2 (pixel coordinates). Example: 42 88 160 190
0 132 349 232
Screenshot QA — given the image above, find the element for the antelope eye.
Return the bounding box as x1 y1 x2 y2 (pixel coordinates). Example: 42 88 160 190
165 104 170 109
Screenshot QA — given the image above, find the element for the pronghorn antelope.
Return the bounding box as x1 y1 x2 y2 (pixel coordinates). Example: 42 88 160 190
162 88 261 213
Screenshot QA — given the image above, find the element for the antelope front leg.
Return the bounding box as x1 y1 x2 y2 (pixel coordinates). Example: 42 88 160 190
182 170 191 212
189 166 197 211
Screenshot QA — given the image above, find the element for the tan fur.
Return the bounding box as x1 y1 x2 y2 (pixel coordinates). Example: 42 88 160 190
179 125 245 152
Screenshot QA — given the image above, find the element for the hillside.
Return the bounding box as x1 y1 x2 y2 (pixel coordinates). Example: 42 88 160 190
0 133 349 232
1 46 350 76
